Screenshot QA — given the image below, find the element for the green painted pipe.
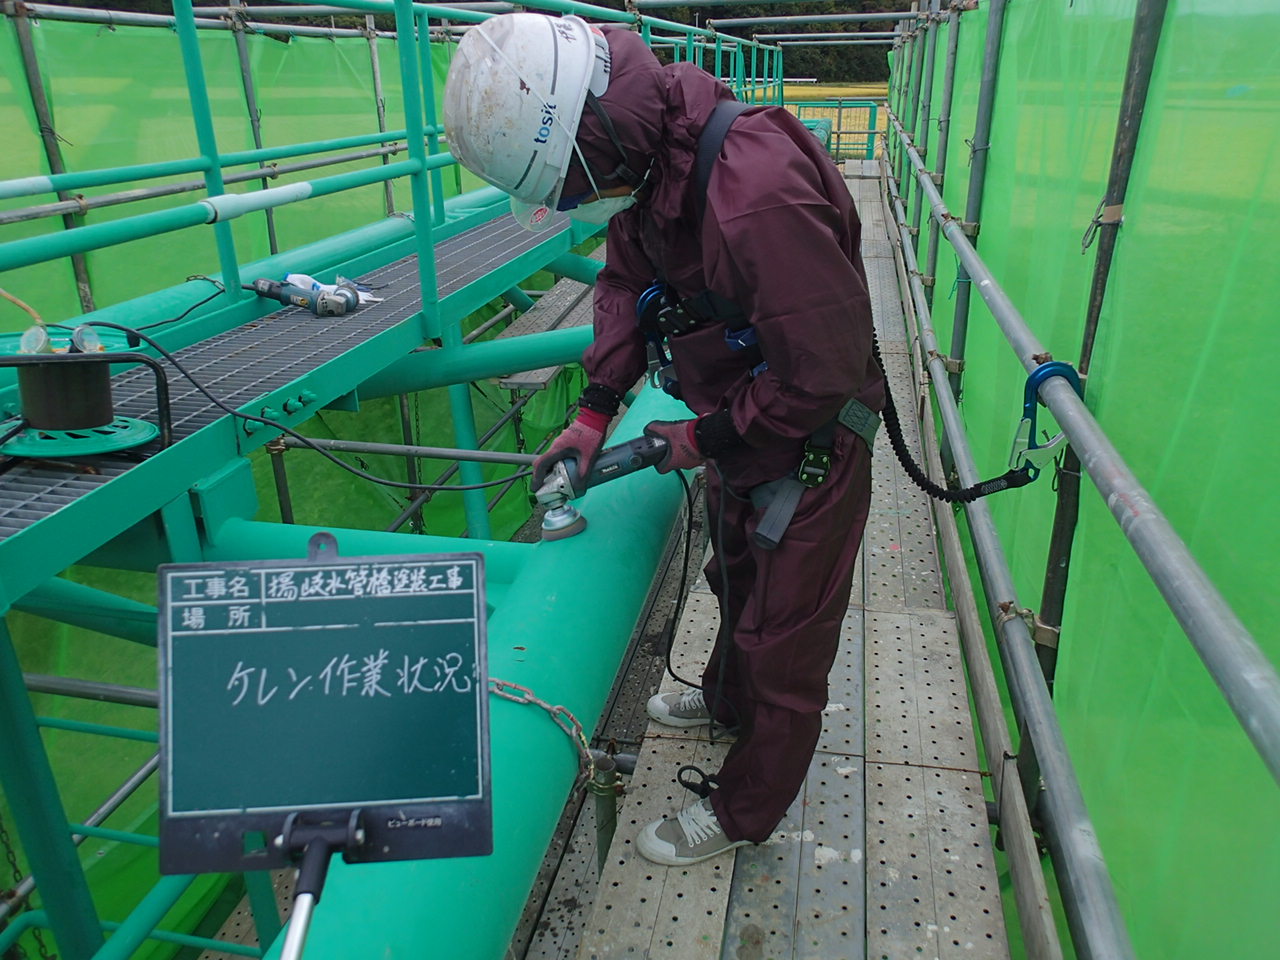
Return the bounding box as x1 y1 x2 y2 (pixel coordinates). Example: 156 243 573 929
68 824 159 849
262 385 692 960
173 0 242 294
0 910 47 955
504 287 537 312
358 325 592 398
13 578 158 647
415 11 447 226
0 624 103 960
99 921 262 959
36 717 157 744
202 518 532 586
0 153 447 275
0 204 209 273
546 252 605 285
0 128 441 203
92 875 195 960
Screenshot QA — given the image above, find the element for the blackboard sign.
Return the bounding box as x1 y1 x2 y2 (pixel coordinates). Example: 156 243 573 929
157 534 492 874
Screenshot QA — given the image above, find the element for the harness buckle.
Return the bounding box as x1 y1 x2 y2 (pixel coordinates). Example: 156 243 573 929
797 441 832 488
724 326 758 351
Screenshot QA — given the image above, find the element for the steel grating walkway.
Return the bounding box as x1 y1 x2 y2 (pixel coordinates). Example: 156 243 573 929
0 215 567 545
563 161 1011 960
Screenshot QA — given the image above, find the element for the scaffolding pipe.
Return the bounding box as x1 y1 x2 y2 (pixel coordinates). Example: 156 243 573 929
909 0 941 244
230 0 280 255
281 436 536 466
0 756 159 924
197 3 512 13
1039 0 1170 690
366 15 397 217
10 2 96 314
903 3 928 198
775 40 895 46
924 0 962 307
881 161 1063 960
398 393 424 530
9 3 400 39
709 12 916 28
384 390 535 533
890 112 1280 788
22 675 158 708
946 0 1008 399
461 303 516 343
753 32 899 41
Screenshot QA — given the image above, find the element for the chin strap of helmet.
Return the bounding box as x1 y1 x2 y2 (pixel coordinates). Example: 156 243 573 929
582 92 647 190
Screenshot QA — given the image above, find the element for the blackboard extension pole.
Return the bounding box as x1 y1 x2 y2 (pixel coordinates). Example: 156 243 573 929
279 839 329 960
278 813 365 960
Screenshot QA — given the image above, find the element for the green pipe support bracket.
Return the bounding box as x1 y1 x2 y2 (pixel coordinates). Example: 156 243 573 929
261 385 692 960
12 577 159 647
546 251 606 286
91 874 196 960
357 325 593 399
0 623 104 960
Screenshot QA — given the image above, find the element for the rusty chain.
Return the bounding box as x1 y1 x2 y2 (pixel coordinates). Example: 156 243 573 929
488 678 594 792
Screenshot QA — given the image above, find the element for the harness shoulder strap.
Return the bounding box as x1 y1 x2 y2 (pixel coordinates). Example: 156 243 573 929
695 99 751 224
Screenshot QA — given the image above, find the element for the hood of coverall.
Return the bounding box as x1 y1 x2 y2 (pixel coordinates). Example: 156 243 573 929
562 28 736 221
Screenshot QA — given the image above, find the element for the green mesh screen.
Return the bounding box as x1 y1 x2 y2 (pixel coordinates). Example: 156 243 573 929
902 2 1279 957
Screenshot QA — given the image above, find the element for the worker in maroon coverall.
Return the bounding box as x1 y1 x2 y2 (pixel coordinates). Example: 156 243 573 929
444 15 883 866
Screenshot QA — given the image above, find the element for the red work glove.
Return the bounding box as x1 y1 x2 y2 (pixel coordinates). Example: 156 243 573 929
642 419 705 475
533 408 609 488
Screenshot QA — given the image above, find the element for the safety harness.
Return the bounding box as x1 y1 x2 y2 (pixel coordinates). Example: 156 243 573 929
634 98 881 549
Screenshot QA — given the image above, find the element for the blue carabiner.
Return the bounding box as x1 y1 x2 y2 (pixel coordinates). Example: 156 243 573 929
1022 362 1082 428
1019 361 1083 471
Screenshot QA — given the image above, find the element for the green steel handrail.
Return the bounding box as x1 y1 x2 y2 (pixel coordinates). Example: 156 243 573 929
0 159 442 273
68 825 159 849
0 129 443 203
0 909 262 960
35 717 158 744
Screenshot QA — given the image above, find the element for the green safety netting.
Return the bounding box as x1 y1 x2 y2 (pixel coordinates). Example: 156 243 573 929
898 2 1279 958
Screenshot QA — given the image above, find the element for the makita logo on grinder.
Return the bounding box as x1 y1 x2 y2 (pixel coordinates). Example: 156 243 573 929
533 103 557 145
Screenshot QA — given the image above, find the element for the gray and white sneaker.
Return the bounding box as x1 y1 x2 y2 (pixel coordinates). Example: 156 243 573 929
646 688 711 728
636 797 750 866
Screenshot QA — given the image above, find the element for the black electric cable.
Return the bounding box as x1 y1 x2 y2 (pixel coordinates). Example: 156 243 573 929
133 276 226 333
83 320 531 494
662 469 703 692
874 332 1034 503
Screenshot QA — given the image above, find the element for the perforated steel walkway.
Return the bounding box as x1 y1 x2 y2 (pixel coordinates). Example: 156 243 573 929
558 162 1011 960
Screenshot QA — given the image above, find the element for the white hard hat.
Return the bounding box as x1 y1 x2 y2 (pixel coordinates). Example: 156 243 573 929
444 14 612 231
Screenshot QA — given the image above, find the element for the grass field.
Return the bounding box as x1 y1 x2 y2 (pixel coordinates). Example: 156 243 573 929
784 82 888 101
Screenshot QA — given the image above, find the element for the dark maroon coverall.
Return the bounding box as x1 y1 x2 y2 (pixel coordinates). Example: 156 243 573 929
574 30 885 843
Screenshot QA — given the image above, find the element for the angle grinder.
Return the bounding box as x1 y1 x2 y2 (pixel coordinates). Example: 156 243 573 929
248 278 359 317
534 434 670 541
